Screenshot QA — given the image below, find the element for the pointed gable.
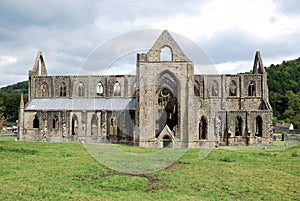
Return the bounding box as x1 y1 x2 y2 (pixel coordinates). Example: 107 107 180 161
31 51 48 76
147 30 189 62
252 51 265 74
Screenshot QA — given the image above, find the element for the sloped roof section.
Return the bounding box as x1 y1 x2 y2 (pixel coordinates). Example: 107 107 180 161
25 98 136 111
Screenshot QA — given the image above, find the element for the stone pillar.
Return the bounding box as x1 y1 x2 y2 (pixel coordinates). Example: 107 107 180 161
18 93 24 140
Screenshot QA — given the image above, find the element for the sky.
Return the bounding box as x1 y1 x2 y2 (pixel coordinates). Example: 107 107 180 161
0 0 300 87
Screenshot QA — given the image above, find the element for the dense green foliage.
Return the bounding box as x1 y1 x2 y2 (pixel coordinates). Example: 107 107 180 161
0 81 28 124
266 57 300 128
0 137 299 200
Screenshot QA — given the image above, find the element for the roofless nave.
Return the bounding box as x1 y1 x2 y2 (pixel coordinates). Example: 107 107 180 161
18 30 273 148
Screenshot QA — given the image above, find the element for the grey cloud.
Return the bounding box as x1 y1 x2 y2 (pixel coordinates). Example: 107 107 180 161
200 26 300 65
0 0 98 29
274 0 300 16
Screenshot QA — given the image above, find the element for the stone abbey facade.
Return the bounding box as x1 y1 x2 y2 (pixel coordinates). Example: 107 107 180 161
18 31 273 148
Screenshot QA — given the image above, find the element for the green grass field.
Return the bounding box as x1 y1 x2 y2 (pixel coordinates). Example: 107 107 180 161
0 136 299 200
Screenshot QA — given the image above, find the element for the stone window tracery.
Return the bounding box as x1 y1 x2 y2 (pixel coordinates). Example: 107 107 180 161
53 115 58 129
41 82 49 97
59 82 66 97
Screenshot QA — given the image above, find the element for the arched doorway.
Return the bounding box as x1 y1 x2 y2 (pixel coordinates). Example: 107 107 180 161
199 116 208 140
235 116 243 137
33 115 39 128
162 135 172 148
71 115 78 136
255 116 263 137
156 88 178 137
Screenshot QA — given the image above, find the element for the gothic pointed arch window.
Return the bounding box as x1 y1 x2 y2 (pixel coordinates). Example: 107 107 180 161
248 81 256 96
33 115 39 128
235 116 243 136
160 46 172 61
59 82 66 97
97 82 104 96
41 82 49 97
52 115 58 129
113 81 121 96
211 80 219 97
78 82 85 97
199 116 208 140
229 80 237 96
255 115 263 137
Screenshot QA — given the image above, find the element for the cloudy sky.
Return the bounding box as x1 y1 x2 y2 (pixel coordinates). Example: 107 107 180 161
0 0 300 87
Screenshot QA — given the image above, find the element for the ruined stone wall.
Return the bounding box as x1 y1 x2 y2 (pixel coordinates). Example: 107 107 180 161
30 75 136 100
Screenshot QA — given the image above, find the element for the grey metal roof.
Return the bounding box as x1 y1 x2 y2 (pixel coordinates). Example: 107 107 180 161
25 98 136 111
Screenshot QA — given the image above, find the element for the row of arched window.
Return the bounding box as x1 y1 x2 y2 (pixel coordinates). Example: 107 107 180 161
194 80 256 97
40 81 123 97
33 114 59 129
234 115 263 137
198 115 263 140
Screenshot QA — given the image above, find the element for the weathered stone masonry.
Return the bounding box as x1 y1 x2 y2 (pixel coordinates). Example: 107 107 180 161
18 30 273 148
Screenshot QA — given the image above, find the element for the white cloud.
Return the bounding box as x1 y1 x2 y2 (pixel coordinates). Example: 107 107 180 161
0 56 17 65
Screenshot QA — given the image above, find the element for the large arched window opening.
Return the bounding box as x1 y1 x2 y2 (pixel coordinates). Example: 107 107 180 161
199 116 208 140
78 82 85 97
113 81 121 96
255 116 263 137
71 115 78 135
211 80 219 96
248 81 256 96
91 114 98 136
41 82 49 97
60 82 66 97
33 115 39 128
229 80 237 96
156 88 178 137
235 116 243 136
97 82 104 96
160 46 172 61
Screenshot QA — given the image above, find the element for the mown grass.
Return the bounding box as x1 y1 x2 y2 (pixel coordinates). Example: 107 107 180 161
0 137 299 200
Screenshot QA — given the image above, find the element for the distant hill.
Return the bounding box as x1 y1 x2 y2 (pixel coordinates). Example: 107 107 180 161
266 57 300 128
0 80 28 94
0 57 299 127
0 81 28 124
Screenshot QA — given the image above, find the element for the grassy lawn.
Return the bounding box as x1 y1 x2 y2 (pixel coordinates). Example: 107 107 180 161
0 137 299 200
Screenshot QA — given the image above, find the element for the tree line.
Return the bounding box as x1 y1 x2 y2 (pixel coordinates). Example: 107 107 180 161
266 57 300 128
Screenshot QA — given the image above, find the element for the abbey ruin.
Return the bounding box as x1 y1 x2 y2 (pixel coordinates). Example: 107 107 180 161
18 31 273 148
